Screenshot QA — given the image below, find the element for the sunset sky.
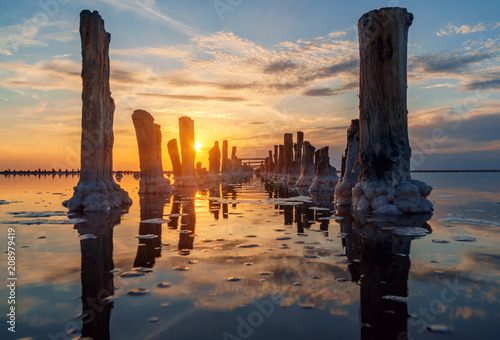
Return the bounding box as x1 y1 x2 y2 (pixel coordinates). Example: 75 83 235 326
1 0 499 171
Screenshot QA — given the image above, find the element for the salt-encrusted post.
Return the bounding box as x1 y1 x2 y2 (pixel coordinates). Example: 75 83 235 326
284 133 293 176
64 10 131 212
178 116 198 186
310 146 338 192
353 7 433 213
209 141 221 175
221 140 229 173
335 119 360 206
295 131 304 163
132 109 173 194
167 139 182 179
296 141 316 188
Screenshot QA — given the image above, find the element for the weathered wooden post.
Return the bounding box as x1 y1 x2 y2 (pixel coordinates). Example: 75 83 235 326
132 109 172 194
296 141 316 188
64 10 131 212
167 139 182 180
209 141 221 175
353 7 432 213
221 140 229 173
178 116 198 186
310 146 338 192
335 119 360 206
283 133 293 181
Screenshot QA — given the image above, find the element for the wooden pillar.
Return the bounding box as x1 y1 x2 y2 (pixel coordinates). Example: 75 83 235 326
178 116 198 186
167 139 182 178
221 140 229 173
353 7 432 213
132 109 172 194
64 10 131 212
284 133 293 175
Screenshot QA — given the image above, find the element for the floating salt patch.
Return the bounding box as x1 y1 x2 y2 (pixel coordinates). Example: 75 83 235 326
148 317 159 323
179 230 192 234
79 234 97 240
312 276 321 280
279 244 289 249
227 277 241 282
1 218 80 226
427 325 450 333
237 244 258 248
274 229 286 232
318 216 344 221
338 260 351 264
156 282 171 288
439 217 500 227
173 266 190 271
245 235 257 238
304 246 315 249
127 288 148 296
292 282 303 287
276 236 291 240
185 259 198 264
295 241 305 244
243 262 253 266
309 207 330 211
133 267 153 273
141 218 169 224
164 213 188 217
304 254 318 259
452 236 476 242
20 245 30 248
297 233 309 237
178 250 190 255
336 278 348 283
228 212 243 215
201 239 212 242
353 259 361 263
259 272 273 276
382 227 430 236
135 234 158 239
382 295 406 302
465 209 486 212
215 238 225 241
37 236 47 239
432 239 450 244
436 195 455 198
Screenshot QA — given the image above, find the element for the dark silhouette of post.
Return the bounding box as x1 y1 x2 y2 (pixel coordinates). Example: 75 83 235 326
353 7 432 214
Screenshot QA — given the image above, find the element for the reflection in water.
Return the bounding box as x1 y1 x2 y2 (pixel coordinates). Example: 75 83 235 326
134 194 170 268
339 209 432 340
209 185 221 220
177 187 197 254
75 210 122 340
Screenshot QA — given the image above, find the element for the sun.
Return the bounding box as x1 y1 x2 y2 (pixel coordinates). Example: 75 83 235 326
195 141 201 151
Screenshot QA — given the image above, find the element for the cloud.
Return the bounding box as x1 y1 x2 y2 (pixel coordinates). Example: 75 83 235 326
0 20 76 55
462 79 500 91
437 23 487 36
101 0 203 37
263 60 299 74
410 52 491 74
137 93 247 102
419 83 456 89
303 87 337 97
110 46 192 59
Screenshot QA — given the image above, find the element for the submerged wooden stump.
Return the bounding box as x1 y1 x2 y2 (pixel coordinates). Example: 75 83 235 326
64 10 131 212
352 7 433 214
132 109 172 194
335 119 360 206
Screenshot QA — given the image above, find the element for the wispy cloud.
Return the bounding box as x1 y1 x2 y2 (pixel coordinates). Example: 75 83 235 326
0 20 76 55
419 83 456 89
101 0 203 37
437 23 487 36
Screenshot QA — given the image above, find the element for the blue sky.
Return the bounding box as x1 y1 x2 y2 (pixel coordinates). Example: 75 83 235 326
0 0 499 171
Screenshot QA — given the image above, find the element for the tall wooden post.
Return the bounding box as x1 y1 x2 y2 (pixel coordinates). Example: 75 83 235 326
353 7 432 213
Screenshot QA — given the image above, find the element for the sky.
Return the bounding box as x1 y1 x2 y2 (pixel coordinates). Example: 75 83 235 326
0 0 499 171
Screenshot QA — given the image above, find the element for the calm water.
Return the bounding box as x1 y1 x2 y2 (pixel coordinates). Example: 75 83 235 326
0 173 499 340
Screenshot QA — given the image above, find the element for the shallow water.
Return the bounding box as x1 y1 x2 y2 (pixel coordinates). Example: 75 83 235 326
0 173 499 340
